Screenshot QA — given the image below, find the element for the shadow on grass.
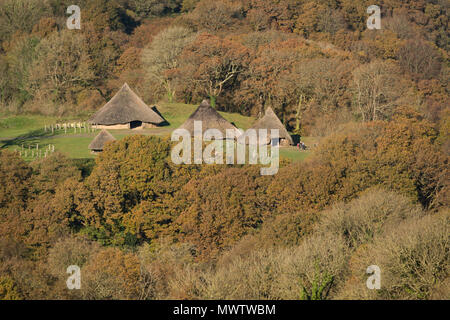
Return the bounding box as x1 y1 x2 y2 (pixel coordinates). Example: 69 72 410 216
0 128 54 149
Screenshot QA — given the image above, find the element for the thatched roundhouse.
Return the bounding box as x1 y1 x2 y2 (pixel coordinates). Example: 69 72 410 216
89 83 167 129
178 100 240 138
242 107 293 146
88 129 116 154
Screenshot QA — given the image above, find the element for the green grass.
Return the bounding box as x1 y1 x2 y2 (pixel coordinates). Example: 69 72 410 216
156 102 255 131
219 110 254 131
0 102 313 163
279 147 311 162
157 102 197 129
47 135 98 159
0 115 58 138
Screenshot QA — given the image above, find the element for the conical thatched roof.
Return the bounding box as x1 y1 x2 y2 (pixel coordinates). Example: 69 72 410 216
243 107 293 145
178 100 240 137
88 129 116 151
89 83 166 125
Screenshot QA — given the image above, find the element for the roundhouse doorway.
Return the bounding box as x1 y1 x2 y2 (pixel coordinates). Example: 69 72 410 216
130 120 143 129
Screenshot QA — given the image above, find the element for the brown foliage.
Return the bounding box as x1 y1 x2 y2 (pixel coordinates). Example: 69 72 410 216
398 38 442 80
176 166 271 259
176 33 250 107
81 247 141 299
339 210 449 300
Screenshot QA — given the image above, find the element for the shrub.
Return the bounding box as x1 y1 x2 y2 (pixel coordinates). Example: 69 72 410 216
173 232 348 300
278 116 449 209
47 236 100 280
173 189 432 300
0 276 22 300
315 188 424 249
188 0 241 31
138 239 199 299
175 166 271 259
75 135 184 245
81 247 141 300
338 210 450 299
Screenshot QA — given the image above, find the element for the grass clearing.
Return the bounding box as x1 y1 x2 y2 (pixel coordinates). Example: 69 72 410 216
0 103 313 163
0 115 58 138
156 102 255 130
279 147 311 162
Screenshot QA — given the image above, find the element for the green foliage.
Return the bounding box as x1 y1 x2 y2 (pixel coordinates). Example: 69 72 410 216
75 135 199 245
1 36 40 108
0 276 22 300
84 0 131 33
300 266 334 300
130 0 183 19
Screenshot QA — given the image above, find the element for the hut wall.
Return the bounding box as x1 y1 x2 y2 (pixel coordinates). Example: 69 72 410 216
94 124 130 130
142 122 158 129
93 123 159 130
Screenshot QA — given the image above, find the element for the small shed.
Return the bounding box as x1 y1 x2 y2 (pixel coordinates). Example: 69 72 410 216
88 129 116 154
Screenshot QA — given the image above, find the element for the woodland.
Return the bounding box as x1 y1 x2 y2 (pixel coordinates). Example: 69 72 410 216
0 0 448 300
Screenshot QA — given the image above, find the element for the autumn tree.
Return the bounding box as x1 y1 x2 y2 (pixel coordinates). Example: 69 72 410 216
175 166 271 259
0 151 32 214
314 111 447 207
47 236 100 281
266 111 447 220
398 38 442 80
83 0 134 33
80 22 128 101
31 17 58 39
238 38 322 119
0 152 83 255
176 33 250 108
28 30 94 113
0 36 40 110
294 2 345 38
188 0 241 32
242 0 300 32
81 247 142 299
130 0 183 20
340 0 371 31
0 0 48 48
142 26 195 102
277 57 355 133
0 276 22 300
75 135 199 245
351 60 404 121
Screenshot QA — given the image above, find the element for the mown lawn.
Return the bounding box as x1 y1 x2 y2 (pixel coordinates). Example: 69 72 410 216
0 103 313 162
0 115 58 138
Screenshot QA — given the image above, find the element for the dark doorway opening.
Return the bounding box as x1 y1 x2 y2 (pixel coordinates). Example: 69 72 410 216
130 120 142 129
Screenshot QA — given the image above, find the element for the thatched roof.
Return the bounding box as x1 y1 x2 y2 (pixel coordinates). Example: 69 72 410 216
89 83 166 125
243 107 293 145
178 100 240 137
88 129 116 151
